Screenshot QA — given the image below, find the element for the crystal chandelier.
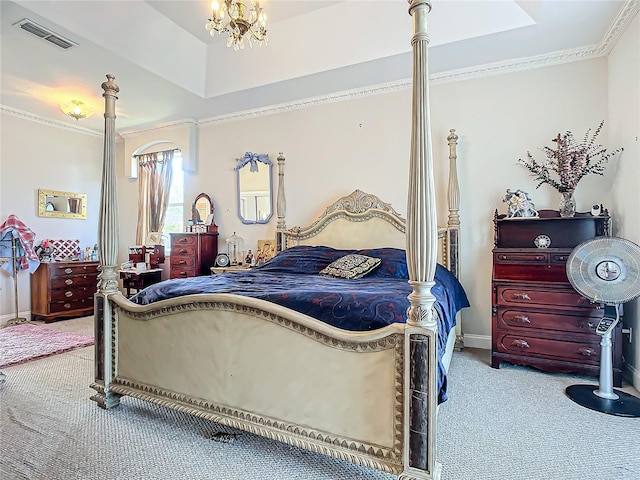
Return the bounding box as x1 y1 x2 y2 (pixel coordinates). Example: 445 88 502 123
205 0 268 51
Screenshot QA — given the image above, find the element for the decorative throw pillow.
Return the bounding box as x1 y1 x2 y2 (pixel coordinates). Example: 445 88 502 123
319 254 381 280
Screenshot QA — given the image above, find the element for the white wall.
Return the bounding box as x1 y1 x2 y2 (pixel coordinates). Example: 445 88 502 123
608 13 640 388
0 114 103 320
118 57 616 350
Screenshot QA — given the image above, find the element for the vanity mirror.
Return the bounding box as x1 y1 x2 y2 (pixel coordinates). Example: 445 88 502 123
235 152 273 224
38 189 87 219
190 193 217 232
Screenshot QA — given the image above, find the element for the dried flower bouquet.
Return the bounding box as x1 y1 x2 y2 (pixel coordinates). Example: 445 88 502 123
518 121 623 194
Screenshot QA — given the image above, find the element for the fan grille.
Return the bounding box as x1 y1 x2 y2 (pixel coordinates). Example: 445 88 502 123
567 236 640 304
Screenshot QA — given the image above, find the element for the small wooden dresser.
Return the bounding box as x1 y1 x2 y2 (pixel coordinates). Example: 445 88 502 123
31 260 99 323
170 232 218 279
491 210 622 386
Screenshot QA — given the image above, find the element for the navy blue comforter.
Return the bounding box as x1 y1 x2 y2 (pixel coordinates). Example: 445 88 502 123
130 246 469 402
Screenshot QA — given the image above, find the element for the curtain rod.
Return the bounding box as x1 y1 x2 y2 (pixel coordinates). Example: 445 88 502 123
133 148 180 157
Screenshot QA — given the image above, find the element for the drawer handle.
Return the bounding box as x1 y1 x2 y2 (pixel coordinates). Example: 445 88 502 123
511 339 530 349
535 256 544 261
512 314 530 324
178 260 186 265
65 291 73 298
65 279 74 285
63 303 71 309
179 249 188 254
577 347 596 357
65 268 73 274
512 292 531 301
499 255 507 260
557 256 566 261
179 272 188 277
178 238 188 243
578 320 596 330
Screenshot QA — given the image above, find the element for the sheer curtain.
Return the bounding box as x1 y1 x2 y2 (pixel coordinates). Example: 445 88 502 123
135 150 175 245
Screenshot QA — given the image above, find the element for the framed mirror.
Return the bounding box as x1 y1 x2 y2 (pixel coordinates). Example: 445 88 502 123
38 189 87 219
192 193 215 225
235 152 273 224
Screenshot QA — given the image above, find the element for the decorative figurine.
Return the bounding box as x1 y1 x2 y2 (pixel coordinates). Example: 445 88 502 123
503 189 538 218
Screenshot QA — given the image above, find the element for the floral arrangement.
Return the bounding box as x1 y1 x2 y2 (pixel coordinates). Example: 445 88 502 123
517 121 623 193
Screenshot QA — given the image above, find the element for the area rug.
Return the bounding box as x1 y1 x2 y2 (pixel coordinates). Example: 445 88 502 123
0 323 93 368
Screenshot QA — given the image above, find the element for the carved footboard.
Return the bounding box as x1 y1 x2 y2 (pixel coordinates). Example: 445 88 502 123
102 293 416 474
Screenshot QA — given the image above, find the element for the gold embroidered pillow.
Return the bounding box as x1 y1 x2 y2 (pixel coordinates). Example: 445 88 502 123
319 254 381 280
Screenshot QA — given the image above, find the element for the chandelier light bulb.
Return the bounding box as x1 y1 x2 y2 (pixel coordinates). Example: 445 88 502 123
59 99 91 121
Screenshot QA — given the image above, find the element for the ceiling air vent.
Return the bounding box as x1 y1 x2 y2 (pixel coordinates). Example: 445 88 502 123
13 19 78 50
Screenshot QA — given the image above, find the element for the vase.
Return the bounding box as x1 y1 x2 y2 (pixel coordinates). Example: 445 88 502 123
559 191 576 217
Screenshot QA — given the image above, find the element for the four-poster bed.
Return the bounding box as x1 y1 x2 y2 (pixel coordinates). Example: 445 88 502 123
91 2 464 479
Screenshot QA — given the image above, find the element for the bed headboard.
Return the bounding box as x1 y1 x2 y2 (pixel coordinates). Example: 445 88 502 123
281 189 452 269
282 190 405 250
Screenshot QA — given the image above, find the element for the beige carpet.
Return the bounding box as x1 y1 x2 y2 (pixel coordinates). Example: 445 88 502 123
1 316 639 480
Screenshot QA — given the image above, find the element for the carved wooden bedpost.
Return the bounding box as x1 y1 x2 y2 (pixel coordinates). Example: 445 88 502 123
403 1 440 479
275 152 287 252
446 129 463 350
90 74 122 410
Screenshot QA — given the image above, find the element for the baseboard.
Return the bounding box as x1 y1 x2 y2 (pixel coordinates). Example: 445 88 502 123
462 334 491 350
0 310 31 327
625 363 640 391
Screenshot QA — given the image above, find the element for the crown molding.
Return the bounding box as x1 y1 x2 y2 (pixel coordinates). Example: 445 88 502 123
5 1 638 136
0 105 102 137
117 118 198 138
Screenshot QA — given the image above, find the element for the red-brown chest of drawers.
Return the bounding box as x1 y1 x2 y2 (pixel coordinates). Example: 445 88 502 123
31 261 99 323
169 232 218 279
491 210 622 386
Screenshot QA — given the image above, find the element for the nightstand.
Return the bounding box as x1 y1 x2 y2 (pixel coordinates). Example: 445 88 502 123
491 209 622 386
210 265 252 275
120 268 163 298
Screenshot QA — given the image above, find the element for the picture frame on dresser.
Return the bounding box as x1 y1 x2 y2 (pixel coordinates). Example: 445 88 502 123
491 208 623 387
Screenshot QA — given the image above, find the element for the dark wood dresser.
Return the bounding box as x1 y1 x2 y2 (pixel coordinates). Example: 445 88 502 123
491 210 622 386
169 232 218 279
31 260 99 323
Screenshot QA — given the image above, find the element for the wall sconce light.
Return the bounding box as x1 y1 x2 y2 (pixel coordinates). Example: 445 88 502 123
59 99 92 120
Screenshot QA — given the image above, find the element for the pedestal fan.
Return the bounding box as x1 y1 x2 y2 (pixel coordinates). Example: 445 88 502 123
565 236 640 417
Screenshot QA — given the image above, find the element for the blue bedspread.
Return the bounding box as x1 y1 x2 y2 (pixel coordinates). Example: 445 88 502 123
130 246 469 402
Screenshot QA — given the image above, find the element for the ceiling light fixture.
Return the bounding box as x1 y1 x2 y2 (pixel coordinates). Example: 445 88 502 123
59 100 91 120
205 0 267 51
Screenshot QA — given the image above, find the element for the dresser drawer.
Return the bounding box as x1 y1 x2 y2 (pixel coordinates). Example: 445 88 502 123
50 286 95 302
171 235 197 246
170 268 198 279
495 285 594 309
494 252 549 264
495 307 602 334
50 263 99 276
171 245 197 257
495 333 600 365
49 297 94 314
50 274 98 289
170 256 196 268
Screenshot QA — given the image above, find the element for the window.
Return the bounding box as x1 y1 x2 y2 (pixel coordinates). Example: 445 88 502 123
162 152 184 253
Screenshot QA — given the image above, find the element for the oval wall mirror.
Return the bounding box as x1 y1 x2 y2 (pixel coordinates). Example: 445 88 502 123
235 152 273 225
192 193 214 224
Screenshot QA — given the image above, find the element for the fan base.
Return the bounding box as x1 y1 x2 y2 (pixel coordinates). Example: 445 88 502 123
566 384 640 417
